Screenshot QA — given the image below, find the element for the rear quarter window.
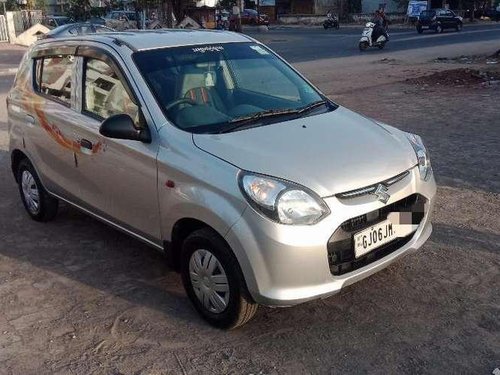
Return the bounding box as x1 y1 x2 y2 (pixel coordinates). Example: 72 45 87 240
34 55 74 106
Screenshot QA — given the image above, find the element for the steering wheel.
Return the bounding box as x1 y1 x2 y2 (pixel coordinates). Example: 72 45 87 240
165 98 197 111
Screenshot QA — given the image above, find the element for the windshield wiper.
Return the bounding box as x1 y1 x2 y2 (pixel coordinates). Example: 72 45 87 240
219 108 299 133
218 100 328 134
296 100 328 115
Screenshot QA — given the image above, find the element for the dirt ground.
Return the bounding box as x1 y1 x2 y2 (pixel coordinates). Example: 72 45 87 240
0 46 499 375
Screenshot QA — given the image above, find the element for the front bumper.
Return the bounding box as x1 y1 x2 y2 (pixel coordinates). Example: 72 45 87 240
224 166 437 306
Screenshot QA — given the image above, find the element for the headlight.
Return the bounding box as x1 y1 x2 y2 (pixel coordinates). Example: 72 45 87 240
406 133 432 181
239 172 330 225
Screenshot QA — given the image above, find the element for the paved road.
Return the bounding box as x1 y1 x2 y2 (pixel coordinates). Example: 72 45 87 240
246 23 500 62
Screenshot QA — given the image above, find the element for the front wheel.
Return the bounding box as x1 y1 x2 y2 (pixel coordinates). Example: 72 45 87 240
323 23 329 29
181 228 258 329
17 158 58 222
359 41 369 51
378 42 385 49
456 22 462 31
417 25 423 34
335 23 340 29
435 24 443 33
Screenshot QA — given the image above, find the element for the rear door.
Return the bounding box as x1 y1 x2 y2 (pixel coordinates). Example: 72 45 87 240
9 47 84 201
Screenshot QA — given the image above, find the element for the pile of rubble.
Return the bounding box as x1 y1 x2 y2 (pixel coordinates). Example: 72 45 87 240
406 68 500 88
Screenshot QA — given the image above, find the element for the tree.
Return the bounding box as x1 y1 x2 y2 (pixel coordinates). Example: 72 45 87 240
66 0 91 21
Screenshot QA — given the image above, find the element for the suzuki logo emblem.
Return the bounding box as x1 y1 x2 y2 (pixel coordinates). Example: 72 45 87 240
373 184 390 203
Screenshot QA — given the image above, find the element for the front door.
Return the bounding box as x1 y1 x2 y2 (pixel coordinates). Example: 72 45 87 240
70 52 161 244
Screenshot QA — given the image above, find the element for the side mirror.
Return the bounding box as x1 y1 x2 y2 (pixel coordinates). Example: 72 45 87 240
99 113 151 143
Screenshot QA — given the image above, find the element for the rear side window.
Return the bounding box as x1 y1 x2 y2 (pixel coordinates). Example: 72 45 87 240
35 55 74 106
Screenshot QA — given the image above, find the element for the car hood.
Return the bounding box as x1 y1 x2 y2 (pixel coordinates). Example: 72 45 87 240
193 106 417 197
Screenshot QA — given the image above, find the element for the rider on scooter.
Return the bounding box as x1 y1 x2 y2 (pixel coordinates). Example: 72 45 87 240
372 10 389 41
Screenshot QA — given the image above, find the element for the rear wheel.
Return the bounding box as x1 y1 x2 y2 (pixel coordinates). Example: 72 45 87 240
435 24 443 33
323 23 328 29
335 22 340 29
181 228 258 329
359 41 369 51
17 158 58 222
456 22 462 31
417 25 423 34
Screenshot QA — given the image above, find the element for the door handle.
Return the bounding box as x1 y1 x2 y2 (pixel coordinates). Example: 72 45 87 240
79 138 93 154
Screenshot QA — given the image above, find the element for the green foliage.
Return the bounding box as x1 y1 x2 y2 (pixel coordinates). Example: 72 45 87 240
5 0 20 11
66 0 91 20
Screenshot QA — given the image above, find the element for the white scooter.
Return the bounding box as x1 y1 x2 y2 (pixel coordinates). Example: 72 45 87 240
359 22 388 51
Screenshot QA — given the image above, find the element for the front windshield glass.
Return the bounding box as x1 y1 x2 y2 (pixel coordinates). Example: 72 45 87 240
133 42 333 133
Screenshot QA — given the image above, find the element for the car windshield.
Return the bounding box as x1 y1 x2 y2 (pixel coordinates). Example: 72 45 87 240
133 42 333 133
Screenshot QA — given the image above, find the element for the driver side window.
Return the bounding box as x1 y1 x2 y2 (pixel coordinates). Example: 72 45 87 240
83 58 139 124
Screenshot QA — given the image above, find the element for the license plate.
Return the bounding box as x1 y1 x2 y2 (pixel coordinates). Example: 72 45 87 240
354 220 397 258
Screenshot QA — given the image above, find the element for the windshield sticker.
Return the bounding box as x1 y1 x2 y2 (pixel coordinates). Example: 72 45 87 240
250 45 269 55
192 46 224 53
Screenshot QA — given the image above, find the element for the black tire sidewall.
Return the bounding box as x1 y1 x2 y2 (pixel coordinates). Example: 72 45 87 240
180 230 247 329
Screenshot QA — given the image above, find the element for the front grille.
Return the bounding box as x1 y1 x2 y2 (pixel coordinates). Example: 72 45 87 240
327 194 426 276
336 170 410 199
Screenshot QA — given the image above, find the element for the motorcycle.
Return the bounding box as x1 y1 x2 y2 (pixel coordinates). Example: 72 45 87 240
323 15 339 30
359 22 388 51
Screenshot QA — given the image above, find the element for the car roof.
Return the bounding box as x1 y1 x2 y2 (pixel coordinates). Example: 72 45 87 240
36 30 253 51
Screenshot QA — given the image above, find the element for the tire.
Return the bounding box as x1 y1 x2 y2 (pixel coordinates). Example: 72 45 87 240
378 42 385 49
335 23 340 30
435 24 443 33
17 158 58 222
359 41 369 51
181 228 258 329
456 22 462 31
323 23 328 29
417 26 423 34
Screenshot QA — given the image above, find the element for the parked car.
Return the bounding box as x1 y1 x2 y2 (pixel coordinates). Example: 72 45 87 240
41 23 114 39
42 16 73 29
231 8 269 26
7 31 436 329
416 9 463 33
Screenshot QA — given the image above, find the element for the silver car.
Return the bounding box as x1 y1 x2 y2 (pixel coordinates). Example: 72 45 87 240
7 31 436 329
